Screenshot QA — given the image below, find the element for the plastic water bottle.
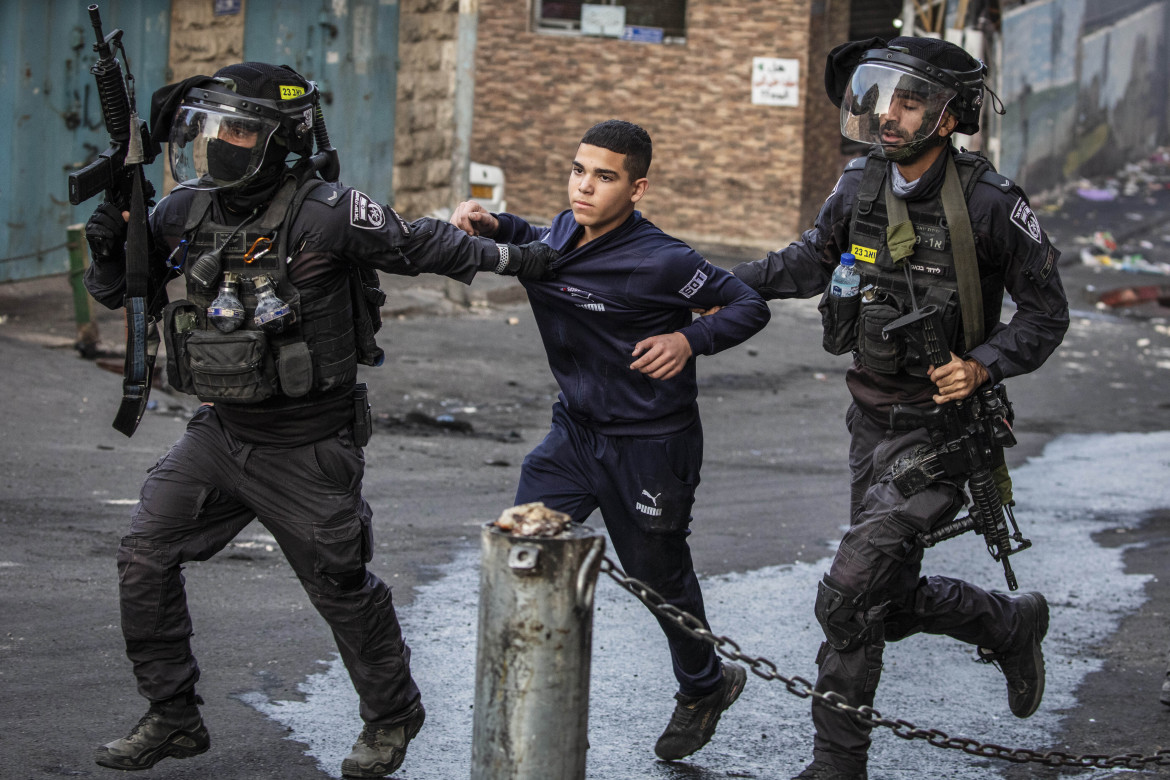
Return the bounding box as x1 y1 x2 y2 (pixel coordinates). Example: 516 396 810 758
830 252 860 298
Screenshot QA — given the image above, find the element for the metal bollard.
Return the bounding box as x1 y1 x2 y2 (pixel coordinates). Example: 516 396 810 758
471 510 605 780
67 224 99 355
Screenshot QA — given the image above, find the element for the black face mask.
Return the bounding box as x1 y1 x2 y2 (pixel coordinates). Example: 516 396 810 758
206 139 256 184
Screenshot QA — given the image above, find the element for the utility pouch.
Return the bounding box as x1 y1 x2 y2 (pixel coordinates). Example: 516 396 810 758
818 285 860 356
352 266 387 367
277 342 314 398
185 329 277 403
352 382 371 447
856 294 904 374
161 299 199 394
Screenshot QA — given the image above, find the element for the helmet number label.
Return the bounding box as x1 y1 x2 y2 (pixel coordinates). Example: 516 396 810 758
279 85 306 100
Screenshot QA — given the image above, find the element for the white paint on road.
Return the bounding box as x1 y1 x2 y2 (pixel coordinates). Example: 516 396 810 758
240 432 1170 779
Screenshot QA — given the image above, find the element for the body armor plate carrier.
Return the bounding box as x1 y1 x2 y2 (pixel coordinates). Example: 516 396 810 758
162 175 385 405
820 151 1007 376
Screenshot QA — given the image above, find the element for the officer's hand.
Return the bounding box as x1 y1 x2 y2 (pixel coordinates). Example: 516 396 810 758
630 333 692 381
451 200 499 237
929 353 989 404
497 241 558 280
85 202 129 260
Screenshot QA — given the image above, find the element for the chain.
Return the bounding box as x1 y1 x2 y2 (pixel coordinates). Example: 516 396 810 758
0 241 70 265
597 556 1170 771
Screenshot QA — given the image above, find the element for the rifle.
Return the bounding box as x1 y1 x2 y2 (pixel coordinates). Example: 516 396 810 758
884 305 1032 590
68 5 159 437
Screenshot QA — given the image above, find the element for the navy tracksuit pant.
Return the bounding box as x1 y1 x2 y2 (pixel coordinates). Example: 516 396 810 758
515 402 723 697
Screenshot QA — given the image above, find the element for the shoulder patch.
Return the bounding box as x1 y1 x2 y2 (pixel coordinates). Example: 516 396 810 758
349 190 388 231
845 156 868 172
1010 197 1043 244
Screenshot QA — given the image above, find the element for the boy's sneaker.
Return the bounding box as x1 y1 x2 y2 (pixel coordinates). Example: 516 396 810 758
341 702 426 778
95 693 209 770
978 591 1049 718
654 662 746 761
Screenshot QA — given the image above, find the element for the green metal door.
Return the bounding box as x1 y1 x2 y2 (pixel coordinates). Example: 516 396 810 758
0 1 170 283
244 0 399 204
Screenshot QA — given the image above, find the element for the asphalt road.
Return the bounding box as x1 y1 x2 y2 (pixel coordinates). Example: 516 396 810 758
2 177 1170 779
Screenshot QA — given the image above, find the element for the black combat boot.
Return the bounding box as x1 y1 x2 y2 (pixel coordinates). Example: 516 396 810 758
792 760 868 779
978 591 1049 718
95 692 209 770
654 662 746 761
341 702 426 778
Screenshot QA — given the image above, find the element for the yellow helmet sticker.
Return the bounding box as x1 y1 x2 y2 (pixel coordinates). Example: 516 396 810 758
279 85 306 100
850 245 877 263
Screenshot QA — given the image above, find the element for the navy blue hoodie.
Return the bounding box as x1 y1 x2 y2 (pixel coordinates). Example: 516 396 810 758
495 209 770 436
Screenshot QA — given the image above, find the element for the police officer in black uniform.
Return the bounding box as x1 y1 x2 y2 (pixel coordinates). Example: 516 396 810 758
732 38 1070 780
82 62 554 778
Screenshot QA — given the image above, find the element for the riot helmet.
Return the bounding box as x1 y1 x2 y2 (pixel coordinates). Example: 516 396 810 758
826 37 986 162
165 63 317 191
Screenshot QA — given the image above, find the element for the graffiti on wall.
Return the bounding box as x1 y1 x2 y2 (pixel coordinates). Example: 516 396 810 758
997 0 1167 191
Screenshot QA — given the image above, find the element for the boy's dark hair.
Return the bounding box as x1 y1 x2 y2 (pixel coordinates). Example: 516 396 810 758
580 119 652 180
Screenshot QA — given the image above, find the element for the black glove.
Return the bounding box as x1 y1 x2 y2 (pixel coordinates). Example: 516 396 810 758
495 241 559 281
85 202 128 262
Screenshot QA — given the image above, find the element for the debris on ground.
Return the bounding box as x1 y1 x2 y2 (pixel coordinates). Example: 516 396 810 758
1059 147 1170 276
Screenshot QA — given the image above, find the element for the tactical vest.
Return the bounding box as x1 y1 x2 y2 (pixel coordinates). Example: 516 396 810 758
821 151 1008 376
162 175 386 405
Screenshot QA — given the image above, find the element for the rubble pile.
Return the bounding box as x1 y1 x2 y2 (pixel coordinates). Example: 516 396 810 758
1062 147 1170 276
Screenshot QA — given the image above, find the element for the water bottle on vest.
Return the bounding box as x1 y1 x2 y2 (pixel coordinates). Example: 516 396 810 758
820 252 862 355
831 252 860 298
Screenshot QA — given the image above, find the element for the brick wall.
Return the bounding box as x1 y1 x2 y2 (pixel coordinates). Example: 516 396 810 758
166 1 244 81
471 0 851 250
393 0 460 217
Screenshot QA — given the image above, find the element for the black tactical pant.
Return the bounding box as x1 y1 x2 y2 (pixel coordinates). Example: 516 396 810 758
117 405 419 727
810 404 1031 773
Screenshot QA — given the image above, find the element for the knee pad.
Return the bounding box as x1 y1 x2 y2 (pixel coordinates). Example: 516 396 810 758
815 574 887 653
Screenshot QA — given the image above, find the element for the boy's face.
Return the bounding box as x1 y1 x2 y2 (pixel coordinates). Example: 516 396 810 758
567 143 647 239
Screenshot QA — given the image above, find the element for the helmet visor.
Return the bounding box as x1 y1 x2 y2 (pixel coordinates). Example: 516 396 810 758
168 106 280 190
840 63 957 151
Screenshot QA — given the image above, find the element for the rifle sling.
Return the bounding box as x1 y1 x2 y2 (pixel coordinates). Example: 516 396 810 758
114 162 157 437
941 154 984 351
